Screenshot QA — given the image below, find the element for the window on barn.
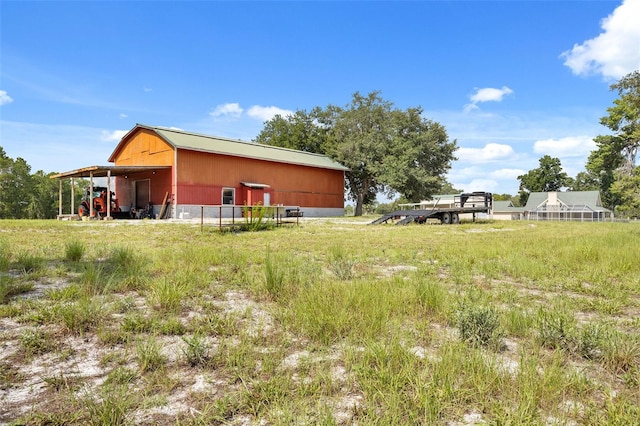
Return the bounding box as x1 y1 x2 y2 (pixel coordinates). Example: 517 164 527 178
222 188 235 205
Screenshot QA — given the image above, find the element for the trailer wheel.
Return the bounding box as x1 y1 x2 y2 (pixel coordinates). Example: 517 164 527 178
441 212 452 224
451 213 460 224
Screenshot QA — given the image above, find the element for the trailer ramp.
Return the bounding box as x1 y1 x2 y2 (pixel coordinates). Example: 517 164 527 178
370 209 438 225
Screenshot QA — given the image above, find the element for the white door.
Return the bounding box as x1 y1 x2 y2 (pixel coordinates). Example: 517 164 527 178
264 193 270 206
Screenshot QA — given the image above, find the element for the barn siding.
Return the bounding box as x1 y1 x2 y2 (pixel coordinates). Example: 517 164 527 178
175 149 343 207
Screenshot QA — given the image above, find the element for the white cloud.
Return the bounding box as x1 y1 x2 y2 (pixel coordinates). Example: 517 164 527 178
449 166 484 181
489 168 526 180
100 129 128 142
465 86 513 111
457 143 517 163
470 86 514 103
247 105 294 122
144 87 153 93
465 179 501 193
0 90 14 106
533 136 596 157
562 0 640 79
210 102 244 119
119 113 128 119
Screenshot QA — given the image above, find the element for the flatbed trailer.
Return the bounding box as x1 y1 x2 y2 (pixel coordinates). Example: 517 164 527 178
371 192 493 225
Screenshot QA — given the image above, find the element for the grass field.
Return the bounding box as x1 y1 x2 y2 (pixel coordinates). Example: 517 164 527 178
1 218 639 425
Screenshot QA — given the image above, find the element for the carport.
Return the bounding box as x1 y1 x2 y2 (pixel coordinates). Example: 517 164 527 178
50 165 170 220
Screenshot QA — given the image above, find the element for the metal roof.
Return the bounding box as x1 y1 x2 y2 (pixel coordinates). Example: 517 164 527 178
492 200 525 212
50 165 170 179
523 191 610 212
117 124 349 171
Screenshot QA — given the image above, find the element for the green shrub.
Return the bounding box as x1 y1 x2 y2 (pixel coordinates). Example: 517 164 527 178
241 204 274 232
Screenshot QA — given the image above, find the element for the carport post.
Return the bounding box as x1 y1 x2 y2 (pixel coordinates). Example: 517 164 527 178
106 170 112 219
71 178 75 216
89 172 94 218
58 179 63 217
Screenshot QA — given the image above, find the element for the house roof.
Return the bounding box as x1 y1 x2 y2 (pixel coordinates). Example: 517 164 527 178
108 124 349 171
492 200 522 211
523 191 610 211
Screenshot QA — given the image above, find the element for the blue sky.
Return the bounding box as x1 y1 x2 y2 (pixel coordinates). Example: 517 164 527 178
1 0 639 197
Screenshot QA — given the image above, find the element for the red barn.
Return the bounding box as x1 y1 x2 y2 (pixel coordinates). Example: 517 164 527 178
104 124 347 218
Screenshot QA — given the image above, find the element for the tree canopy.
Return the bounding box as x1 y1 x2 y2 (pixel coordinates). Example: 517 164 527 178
254 91 457 216
0 147 82 219
517 155 572 206
579 70 640 214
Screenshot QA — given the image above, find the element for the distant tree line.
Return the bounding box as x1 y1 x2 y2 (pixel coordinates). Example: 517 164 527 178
0 147 83 219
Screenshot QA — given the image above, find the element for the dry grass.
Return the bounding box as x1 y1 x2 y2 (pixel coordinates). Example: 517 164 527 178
0 218 639 424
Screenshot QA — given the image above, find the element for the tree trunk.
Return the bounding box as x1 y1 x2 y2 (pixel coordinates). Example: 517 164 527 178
354 191 364 216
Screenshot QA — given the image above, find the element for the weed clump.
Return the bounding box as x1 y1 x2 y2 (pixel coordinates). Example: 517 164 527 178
181 334 211 367
65 240 85 262
136 337 165 373
0 239 9 271
456 303 503 349
16 252 45 274
19 328 56 356
0 275 33 304
264 249 285 301
328 245 354 280
536 308 576 351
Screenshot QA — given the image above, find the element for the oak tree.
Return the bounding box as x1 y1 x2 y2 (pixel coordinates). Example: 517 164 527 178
255 91 457 216
517 155 572 205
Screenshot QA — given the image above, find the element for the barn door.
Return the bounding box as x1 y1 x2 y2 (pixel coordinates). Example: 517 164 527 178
135 179 150 209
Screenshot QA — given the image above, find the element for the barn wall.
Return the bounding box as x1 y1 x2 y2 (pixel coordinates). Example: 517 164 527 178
175 149 344 208
114 169 172 211
112 129 174 166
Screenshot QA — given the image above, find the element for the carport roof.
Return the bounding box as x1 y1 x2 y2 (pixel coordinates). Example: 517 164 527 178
50 165 170 179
